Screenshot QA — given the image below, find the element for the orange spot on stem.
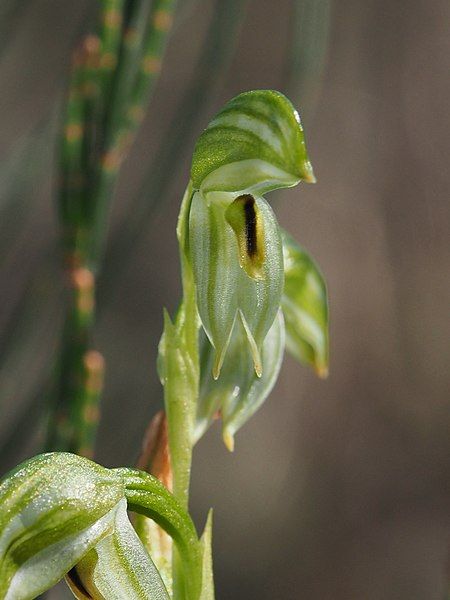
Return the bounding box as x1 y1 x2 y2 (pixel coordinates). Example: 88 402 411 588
103 9 121 28
65 124 83 142
142 56 161 74
153 9 173 31
83 350 105 396
100 52 117 70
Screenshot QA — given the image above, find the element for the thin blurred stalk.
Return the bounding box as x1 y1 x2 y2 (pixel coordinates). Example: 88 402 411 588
46 0 177 456
285 0 332 119
99 0 249 296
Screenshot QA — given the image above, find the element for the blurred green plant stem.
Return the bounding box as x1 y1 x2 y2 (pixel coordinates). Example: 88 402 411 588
46 0 177 456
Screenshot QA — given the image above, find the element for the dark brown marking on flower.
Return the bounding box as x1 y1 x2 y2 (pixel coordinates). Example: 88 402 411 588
67 567 93 599
240 194 257 258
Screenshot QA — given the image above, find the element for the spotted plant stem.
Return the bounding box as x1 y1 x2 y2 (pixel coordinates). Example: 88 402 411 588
90 0 177 265
47 0 177 455
73 350 105 458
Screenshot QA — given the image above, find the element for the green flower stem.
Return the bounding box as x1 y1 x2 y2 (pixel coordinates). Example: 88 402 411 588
165 184 200 510
90 0 177 266
157 184 201 600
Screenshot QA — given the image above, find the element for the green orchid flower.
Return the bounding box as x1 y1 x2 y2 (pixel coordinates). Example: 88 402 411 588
185 90 315 379
166 90 328 452
0 452 202 600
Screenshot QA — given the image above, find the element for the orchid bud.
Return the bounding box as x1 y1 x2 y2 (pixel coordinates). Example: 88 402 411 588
187 90 314 378
281 228 329 378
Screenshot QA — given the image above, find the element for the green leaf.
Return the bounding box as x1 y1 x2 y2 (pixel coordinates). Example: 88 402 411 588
191 90 315 197
199 511 215 600
116 468 203 600
0 453 123 600
281 229 329 377
66 499 169 600
194 310 285 450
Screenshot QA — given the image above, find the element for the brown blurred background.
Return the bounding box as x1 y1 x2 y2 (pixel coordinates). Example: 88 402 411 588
0 1 449 598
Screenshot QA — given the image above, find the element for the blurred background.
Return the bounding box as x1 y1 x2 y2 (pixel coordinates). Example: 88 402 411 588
0 0 449 598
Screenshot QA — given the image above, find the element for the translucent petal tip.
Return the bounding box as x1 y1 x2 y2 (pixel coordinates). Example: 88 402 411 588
315 364 329 379
222 429 235 452
254 360 262 378
239 313 263 378
212 351 223 380
302 161 316 184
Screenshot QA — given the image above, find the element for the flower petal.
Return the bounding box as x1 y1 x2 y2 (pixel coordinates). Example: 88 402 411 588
191 90 315 197
236 196 284 375
194 310 285 450
188 191 239 378
281 229 329 377
66 499 169 600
